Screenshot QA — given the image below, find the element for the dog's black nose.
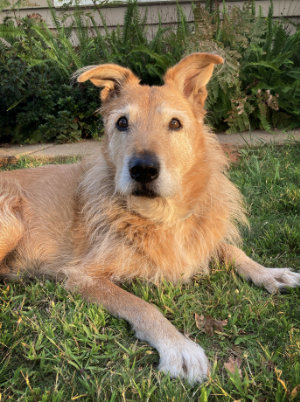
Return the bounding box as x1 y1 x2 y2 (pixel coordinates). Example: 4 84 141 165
129 153 160 183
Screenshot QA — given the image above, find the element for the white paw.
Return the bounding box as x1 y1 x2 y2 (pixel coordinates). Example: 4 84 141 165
158 335 209 384
259 267 300 293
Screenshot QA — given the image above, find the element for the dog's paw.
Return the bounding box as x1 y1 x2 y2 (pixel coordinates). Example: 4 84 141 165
259 267 300 293
158 335 209 384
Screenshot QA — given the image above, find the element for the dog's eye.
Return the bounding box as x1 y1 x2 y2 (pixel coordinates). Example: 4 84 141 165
169 118 182 131
116 116 129 131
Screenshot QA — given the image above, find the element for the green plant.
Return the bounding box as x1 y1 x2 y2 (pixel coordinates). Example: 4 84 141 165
0 1 190 143
189 0 300 132
1 0 300 143
90 0 189 84
0 36 99 143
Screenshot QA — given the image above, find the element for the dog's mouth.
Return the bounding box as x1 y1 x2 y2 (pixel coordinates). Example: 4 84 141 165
132 185 158 198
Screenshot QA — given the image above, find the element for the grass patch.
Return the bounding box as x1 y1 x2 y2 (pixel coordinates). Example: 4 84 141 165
0 144 299 401
0 156 80 170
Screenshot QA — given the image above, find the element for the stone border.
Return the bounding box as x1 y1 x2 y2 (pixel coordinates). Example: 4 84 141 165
0 130 299 167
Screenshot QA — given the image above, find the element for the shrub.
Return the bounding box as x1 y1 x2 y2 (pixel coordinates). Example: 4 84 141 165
0 15 100 143
0 1 190 143
0 0 299 143
188 0 300 132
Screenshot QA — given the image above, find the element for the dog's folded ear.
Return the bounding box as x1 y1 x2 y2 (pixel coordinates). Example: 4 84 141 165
164 53 223 109
76 64 139 102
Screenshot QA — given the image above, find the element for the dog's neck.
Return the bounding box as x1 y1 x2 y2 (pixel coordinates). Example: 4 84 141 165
126 195 196 227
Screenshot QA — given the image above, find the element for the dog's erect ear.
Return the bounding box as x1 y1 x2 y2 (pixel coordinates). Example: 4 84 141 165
77 64 139 102
164 53 223 108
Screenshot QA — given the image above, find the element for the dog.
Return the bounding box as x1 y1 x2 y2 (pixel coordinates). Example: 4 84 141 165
1 53 299 384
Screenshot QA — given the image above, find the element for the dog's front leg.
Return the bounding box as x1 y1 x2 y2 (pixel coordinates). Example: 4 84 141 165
66 275 209 383
220 244 300 293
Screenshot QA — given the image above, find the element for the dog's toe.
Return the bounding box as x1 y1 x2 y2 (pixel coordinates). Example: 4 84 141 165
158 335 209 384
262 268 300 293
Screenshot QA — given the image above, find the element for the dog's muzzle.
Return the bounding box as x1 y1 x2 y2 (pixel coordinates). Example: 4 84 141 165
128 152 160 198
129 152 160 184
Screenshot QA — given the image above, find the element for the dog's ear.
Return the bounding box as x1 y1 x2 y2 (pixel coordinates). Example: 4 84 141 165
77 64 139 102
164 53 223 108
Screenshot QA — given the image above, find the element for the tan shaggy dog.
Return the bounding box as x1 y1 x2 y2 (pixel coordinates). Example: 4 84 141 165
1 53 299 383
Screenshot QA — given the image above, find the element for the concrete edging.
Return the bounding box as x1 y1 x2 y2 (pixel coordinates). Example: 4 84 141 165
0 130 299 167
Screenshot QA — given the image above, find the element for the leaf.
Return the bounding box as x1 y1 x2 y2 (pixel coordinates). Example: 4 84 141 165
224 355 242 378
194 313 228 336
291 384 300 400
245 61 281 72
274 368 287 393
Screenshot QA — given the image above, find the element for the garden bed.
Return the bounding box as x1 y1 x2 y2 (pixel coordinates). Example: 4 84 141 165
1 0 300 144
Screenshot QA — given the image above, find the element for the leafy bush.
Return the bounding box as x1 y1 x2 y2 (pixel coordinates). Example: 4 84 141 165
0 0 299 143
90 2 189 85
0 1 190 143
0 15 100 143
188 0 300 132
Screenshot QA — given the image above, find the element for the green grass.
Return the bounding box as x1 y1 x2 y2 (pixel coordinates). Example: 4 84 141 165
0 144 299 401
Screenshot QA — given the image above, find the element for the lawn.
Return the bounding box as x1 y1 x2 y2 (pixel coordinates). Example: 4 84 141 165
0 143 299 401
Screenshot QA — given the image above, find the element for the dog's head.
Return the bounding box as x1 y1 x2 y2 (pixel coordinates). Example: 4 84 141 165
78 53 223 201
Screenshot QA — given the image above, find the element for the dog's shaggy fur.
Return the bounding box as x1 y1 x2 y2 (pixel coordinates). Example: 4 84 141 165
1 53 299 383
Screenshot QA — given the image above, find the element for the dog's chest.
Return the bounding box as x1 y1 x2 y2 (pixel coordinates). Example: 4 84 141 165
117 217 212 282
